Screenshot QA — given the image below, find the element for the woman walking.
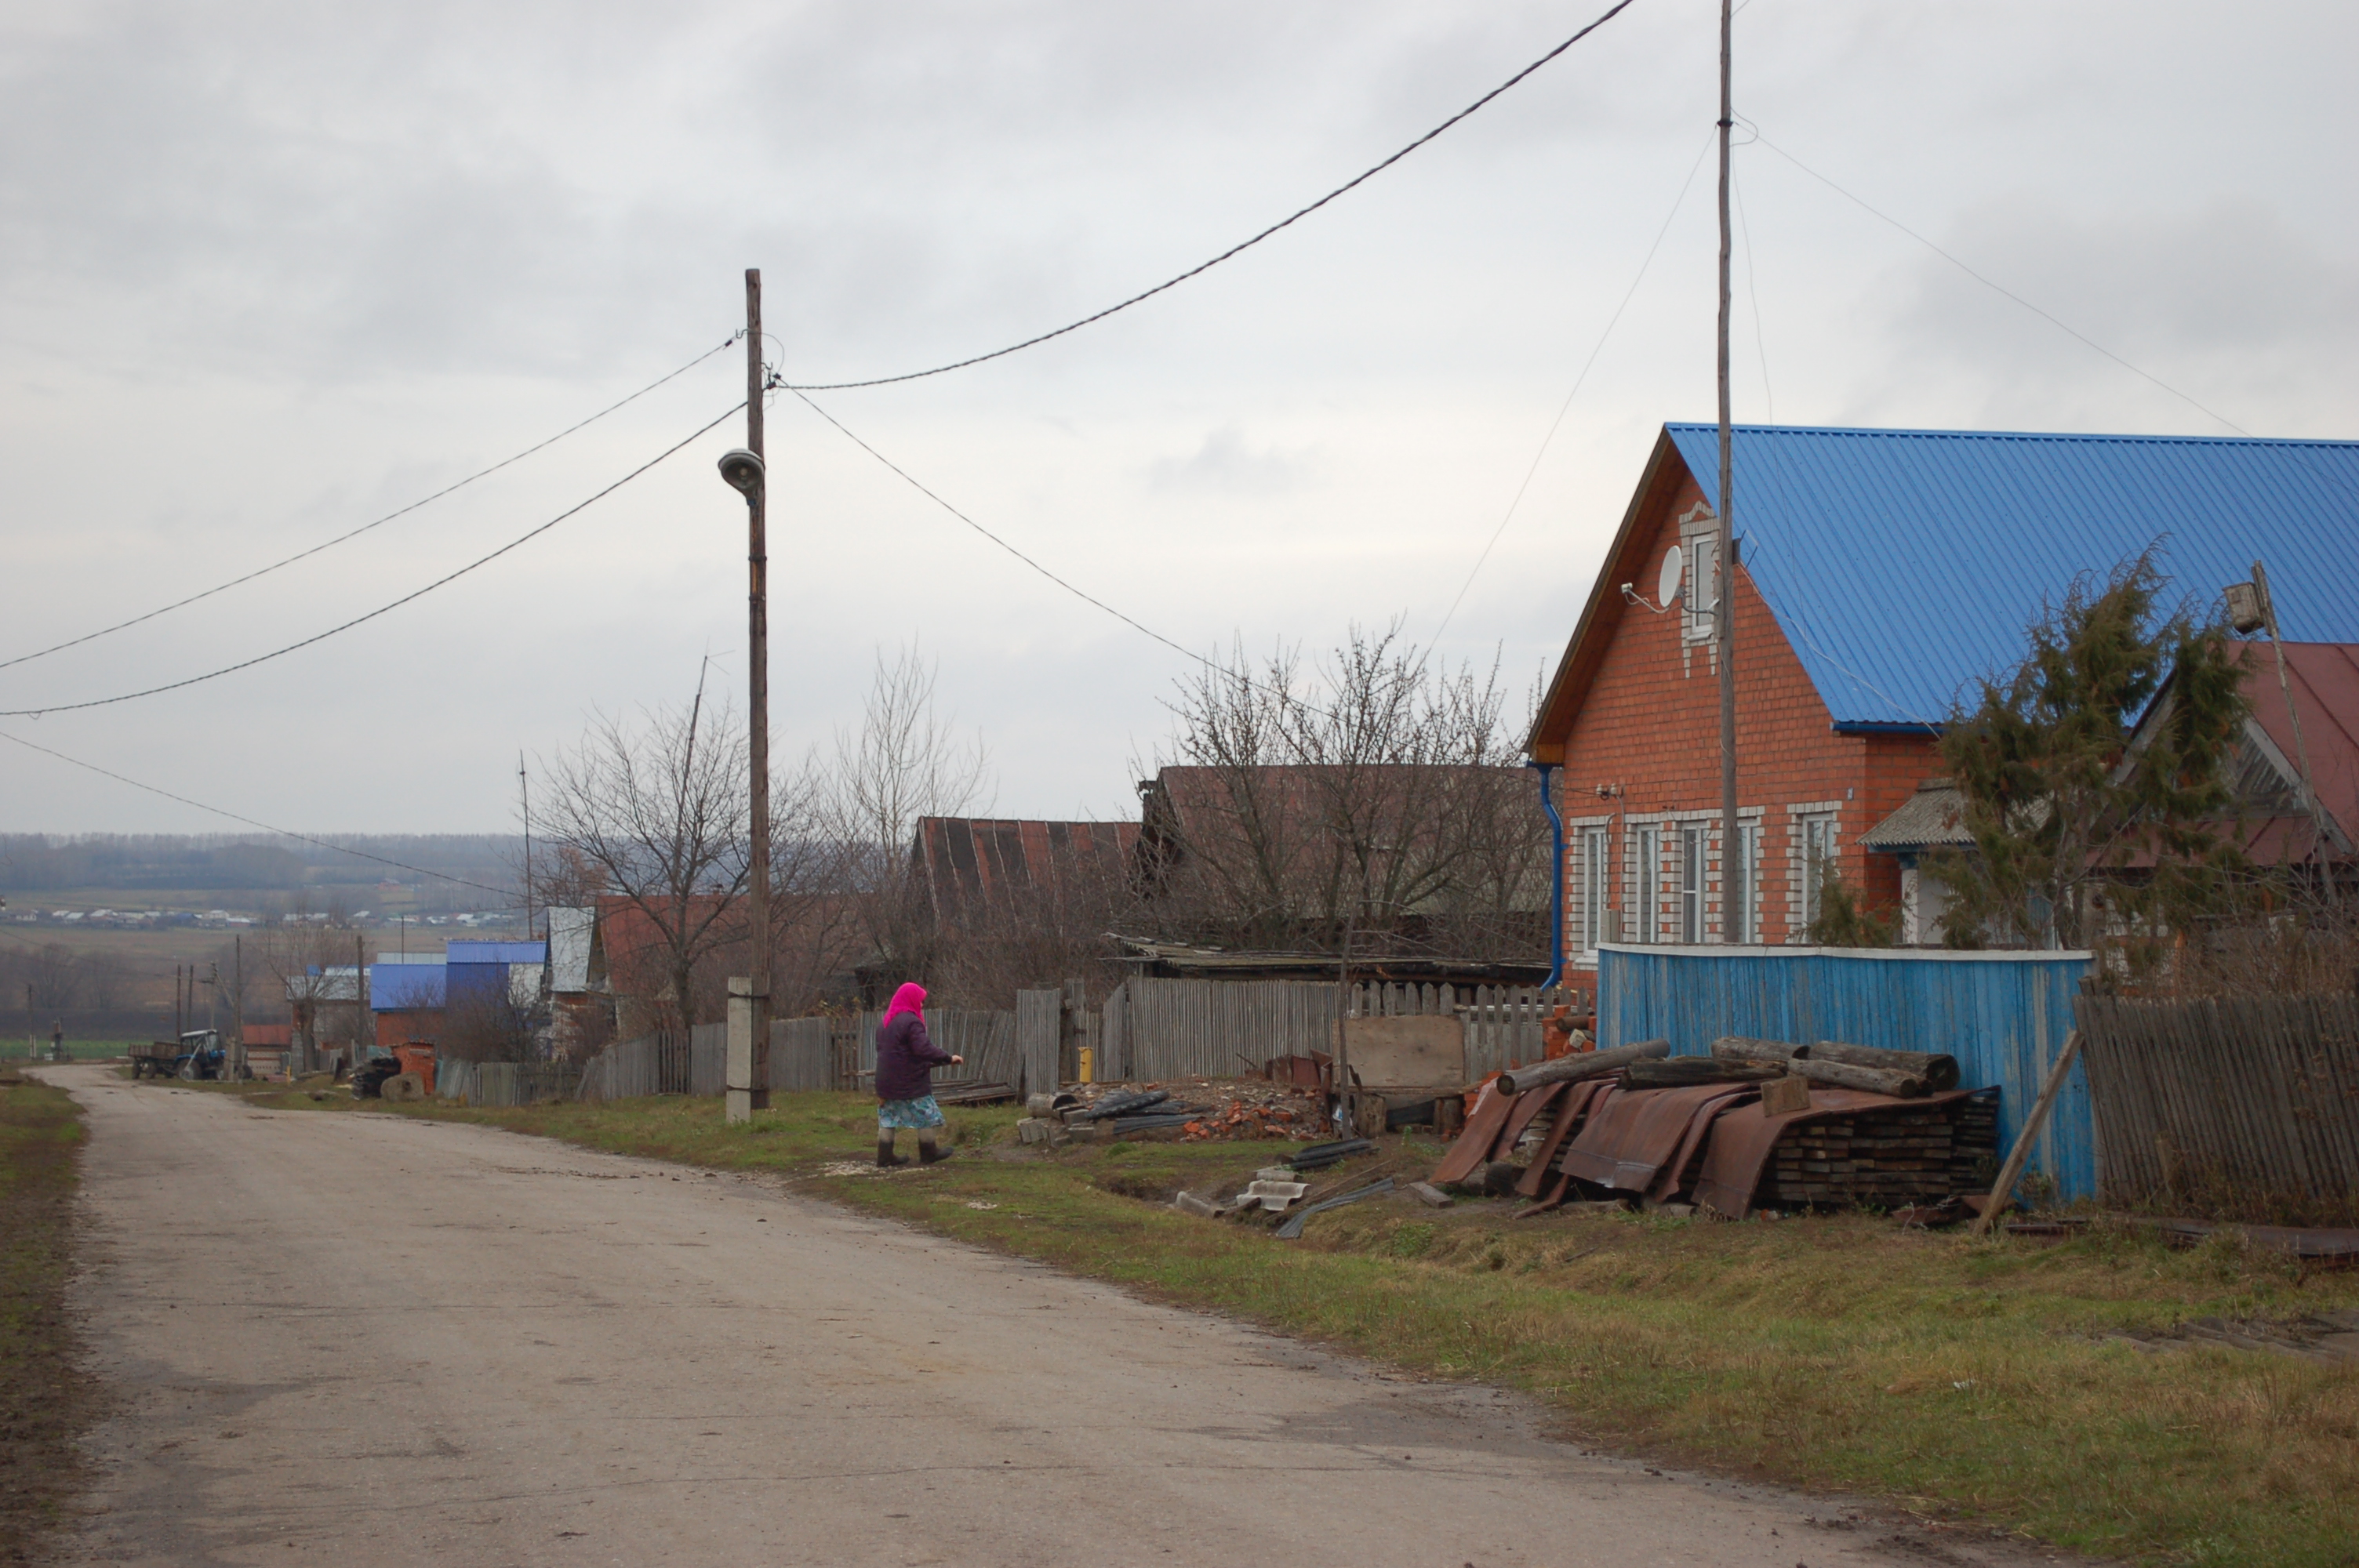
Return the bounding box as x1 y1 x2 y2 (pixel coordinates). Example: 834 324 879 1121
874 982 961 1167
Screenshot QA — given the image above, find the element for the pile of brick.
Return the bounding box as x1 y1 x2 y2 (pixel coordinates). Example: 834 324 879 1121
1762 1090 1998 1208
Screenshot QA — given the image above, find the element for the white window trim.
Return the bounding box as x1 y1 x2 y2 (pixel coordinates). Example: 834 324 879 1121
1567 815 1613 962
1787 801 1844 941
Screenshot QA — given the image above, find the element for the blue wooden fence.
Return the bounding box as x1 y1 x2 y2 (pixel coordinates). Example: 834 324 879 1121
1597 944 2095 1202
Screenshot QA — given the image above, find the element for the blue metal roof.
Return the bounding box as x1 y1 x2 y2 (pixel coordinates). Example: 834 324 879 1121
445 941 547 964
1661 424 2359 729
368 964 446 1011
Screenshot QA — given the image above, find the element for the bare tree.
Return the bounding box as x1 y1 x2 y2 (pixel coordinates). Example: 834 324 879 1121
534 685 751 1036
809 643 994 985
1142 622 1547 959
247 901 370 1065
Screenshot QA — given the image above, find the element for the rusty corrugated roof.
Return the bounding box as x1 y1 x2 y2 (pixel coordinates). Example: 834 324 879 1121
911 817 1140 920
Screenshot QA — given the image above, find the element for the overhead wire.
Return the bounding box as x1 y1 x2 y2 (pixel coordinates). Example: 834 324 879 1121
0 725 519 898
1750 129 2249 436
1424 128 1715 652
0 404 746 718
787 387 1214 671
787 385 1359 723
781 0 1645 391
0 334 744 675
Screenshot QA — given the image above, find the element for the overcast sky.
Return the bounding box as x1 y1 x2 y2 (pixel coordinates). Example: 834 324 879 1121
3 0 2353 842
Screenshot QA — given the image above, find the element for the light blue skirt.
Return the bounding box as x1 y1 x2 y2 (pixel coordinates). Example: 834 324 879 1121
878 1094 946 1131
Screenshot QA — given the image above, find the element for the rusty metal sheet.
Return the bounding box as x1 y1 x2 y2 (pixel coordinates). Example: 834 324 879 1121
1493 1080 1567 1160
1515 1077 1613 1198
1515 1171 1574 1218
1644 1087 1761 1203
1690 1087 1979 1218
1430 1081 1516 1185
1559 1084 1757 1194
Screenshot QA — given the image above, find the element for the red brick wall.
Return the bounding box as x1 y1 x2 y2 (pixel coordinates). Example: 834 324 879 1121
1553 473 1933 961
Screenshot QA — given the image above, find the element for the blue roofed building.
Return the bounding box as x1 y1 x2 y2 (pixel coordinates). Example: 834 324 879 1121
1525 423 2359 970
445 940 547 1010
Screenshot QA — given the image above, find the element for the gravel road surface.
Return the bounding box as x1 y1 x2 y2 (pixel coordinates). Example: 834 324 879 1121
38 1064 2050 1567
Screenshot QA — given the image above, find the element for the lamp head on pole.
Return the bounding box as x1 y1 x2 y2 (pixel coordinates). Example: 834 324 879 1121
717 448 765 497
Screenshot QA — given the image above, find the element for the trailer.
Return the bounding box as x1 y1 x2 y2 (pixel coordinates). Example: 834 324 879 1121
130 1030 230 1080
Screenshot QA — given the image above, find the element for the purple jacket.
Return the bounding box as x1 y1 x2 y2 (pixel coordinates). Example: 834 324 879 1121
874 1011 952 1102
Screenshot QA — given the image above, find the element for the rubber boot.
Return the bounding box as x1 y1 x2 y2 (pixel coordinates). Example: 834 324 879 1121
918 1135 954 1166
877 1134 908 1169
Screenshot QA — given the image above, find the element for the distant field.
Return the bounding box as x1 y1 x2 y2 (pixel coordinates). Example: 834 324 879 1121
2 919 518 1000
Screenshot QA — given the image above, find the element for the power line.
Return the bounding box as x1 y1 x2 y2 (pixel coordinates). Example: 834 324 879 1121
0 335 743 676
0 405 745 718
782 0 1645 391
789 387 1360 723
1427 129 1714 650
1750 130 2248 436
0 726 518 899
788 388 1213 669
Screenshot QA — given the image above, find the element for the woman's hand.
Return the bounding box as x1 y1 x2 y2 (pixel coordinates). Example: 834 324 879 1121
950 1054 965 1065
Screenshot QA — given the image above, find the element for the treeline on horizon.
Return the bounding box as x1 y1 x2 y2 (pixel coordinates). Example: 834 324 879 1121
0 833 524 892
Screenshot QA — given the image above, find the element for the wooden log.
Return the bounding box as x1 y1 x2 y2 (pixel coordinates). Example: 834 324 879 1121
1712 1036 1808 1065
1812 1040 1960 1092
1791 1058 1926 1098
1496 1039 1669 1096
1972 1029 2081 1236
1623 1058 1786 1090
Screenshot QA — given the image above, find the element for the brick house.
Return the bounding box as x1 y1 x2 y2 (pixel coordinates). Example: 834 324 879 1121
1525 423 2359 975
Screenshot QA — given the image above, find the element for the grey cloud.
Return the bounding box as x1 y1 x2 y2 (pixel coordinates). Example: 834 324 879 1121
1147 426 1312 495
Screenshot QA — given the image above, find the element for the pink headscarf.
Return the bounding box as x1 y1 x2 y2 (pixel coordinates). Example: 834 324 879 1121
882 982 927 1024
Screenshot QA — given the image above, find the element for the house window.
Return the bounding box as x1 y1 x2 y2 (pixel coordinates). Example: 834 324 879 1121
1726 821 1761 943
1799 814 1838 931
1739 822 1761 942
1679 825 1704 943
1579 826 1609 953
1634 825 1659 943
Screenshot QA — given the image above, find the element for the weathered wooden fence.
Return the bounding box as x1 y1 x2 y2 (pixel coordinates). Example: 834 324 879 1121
571 978 1565 1101
1350 982 1563 1083
436 1058 581 1107
574 1028 726 1102
2075 993 2359 1205
1100 976 1338 1082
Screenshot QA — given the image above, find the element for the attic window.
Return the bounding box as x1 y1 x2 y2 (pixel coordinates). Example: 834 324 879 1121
1677 503 1719 646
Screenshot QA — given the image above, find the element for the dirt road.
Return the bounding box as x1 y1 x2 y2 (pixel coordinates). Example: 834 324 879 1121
41 1065 2041 1566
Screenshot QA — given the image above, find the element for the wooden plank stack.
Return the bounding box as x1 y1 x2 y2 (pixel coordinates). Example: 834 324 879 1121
1762 1090 1998 1208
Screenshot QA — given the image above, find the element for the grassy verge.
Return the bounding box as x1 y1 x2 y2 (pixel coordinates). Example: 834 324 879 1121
209 1080 2359 1566
0 1076 94 1563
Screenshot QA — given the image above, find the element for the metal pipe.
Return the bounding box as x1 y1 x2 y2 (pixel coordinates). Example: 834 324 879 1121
1528 760 1565 989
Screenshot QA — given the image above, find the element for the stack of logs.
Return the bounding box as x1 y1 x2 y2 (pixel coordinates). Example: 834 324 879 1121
1763 1090 1999 1207
1712 1036 1960 1096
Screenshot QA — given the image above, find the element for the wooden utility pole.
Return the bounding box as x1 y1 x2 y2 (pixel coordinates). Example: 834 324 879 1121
233 935 246 1080
729 267 774 1121
519 751 536 940
174 964 184 1041
1714 0 1741 941
354 933 367 1065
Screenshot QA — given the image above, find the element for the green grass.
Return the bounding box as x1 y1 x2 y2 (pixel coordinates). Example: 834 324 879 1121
0 1041 141 1064
0 1075 93 1560
206 1081 2359 1566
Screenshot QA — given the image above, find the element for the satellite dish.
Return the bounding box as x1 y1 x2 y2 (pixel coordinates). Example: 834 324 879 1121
1658 544 1685 608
